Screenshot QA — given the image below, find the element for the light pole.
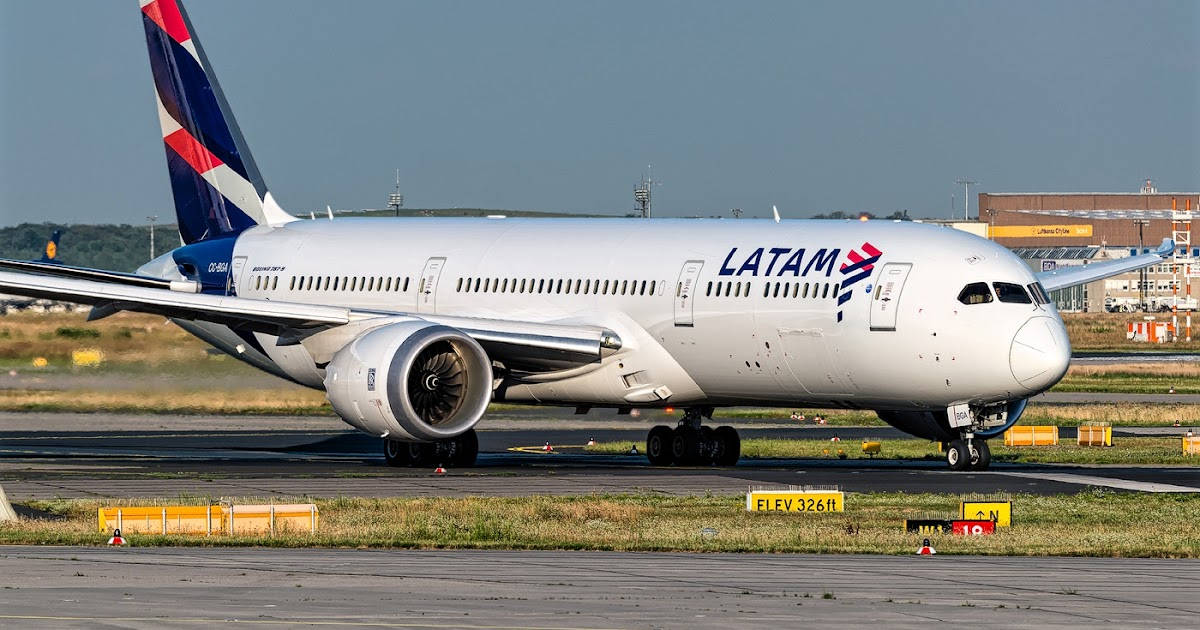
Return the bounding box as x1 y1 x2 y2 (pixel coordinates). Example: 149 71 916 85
147 215 158 259
955 178 977 220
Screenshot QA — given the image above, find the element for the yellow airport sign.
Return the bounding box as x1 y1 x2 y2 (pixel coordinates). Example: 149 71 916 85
747 490 843 512
960 501 1011 527
989 224 1093 238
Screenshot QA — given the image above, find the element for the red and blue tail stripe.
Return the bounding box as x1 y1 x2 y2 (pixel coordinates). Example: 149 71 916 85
140 0 290 244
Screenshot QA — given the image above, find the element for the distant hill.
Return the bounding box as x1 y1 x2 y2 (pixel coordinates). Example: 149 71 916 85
1 222 161 272
0 209 625 272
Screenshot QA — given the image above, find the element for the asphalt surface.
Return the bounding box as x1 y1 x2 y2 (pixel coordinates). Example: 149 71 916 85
1 547 1197 629
1 413 1197 499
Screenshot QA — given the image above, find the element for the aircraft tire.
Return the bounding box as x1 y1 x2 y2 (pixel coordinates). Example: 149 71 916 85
452 429 479 467
968 439 991 471
713 426 741 466
646 425 674 466
671 427 702 466
946 439 970 471
384 439 427 467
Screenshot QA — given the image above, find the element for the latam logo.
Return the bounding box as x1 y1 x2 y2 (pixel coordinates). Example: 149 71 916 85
836 242 882 322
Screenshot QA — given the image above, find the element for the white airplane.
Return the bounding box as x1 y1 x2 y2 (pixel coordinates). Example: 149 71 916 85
0 0 1174 470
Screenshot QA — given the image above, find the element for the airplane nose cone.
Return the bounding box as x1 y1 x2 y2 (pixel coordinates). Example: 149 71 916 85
1010 317 1071 392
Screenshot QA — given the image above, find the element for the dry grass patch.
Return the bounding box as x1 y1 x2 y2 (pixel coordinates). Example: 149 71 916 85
1063 312 1200 352
0 388 331 415
1023 402 1199 427
4 493 1198 557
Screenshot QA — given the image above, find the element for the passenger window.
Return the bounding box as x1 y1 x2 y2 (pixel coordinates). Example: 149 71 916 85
957 282 993 305
821 283 829 299
994 282 1032 304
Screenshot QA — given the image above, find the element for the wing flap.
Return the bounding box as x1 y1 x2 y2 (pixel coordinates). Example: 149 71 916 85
0 270 621 371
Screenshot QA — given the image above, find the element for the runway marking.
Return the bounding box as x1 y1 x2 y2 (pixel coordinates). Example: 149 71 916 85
0 615 610 629
984 471 1200 493
507 445 590 454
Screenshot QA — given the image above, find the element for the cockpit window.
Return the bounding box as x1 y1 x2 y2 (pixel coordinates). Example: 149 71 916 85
994 282 1032 304
1027 282 1051 305
957 282 993 305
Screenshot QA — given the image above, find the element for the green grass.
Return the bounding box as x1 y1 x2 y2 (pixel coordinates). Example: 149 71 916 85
4 492 1198 557
1052 373 1200 394
586 437 1200 465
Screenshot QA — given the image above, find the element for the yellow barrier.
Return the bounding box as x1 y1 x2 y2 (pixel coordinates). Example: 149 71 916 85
1077 425 1112 447
98 504 318 536
1003 426 1058 446
1184 436 1200 456
861 440 882 457
71 348 104 367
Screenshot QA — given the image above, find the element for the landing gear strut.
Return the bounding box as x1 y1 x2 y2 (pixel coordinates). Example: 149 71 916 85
646 408 740 466
944 436 991 471
383 428 478 467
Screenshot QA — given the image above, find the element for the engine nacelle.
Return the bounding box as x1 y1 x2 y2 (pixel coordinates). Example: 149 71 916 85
324 321 493 441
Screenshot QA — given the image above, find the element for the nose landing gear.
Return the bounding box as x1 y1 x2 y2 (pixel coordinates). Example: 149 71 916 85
944 436 991 471
645 407 741 466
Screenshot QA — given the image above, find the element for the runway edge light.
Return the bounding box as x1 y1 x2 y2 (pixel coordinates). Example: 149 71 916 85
960 500 1012 527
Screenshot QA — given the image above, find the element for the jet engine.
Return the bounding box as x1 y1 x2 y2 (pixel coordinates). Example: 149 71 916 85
324 321 493 441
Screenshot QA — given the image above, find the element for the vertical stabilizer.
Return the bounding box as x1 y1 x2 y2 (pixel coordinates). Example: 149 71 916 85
139 0 293 245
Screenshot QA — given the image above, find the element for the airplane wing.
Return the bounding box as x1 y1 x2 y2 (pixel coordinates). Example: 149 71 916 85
0 270 620 370
0 258 189 291
1035 238 1174 293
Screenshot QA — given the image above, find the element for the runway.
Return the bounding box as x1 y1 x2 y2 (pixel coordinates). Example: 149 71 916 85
1 546 1197 629
2 413 1197 499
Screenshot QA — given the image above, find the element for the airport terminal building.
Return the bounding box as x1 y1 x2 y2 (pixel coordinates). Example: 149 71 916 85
976 186 1200 312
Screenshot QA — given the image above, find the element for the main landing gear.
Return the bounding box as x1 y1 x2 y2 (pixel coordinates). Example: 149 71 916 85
645 408 741 466
943 436 991 471
383 429 479 467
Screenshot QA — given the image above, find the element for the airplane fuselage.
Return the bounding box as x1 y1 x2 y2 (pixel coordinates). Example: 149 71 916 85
178 217 1070 413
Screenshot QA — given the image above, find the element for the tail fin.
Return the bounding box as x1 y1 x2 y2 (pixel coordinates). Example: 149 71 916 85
139 0 293 245
39 230 63 264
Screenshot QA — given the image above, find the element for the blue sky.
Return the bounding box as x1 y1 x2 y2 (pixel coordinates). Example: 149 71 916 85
1 0 1196 226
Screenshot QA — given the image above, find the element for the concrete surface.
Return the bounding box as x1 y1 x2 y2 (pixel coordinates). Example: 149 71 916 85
0 547 1196 629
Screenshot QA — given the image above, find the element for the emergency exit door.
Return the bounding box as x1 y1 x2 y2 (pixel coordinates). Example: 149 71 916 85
228 256 247 295
869 262 912 331
674 260 704 326
417 257 446 313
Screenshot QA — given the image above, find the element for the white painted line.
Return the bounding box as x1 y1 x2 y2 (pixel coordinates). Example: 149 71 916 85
985 471 1200 493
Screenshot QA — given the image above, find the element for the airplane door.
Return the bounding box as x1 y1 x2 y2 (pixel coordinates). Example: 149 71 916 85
417 257 446 313
674 260 704 326
869 262 912 331
228 256 248 295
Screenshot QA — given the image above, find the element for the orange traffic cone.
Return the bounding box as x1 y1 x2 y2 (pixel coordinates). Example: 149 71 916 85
543 442 553 452
108 528 126 546
916 538 936 555
586 437 596 446
433 465 446 475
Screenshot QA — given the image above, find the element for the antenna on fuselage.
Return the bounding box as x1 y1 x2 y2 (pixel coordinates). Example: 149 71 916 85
772 205 781 224
310 211 316 220
327 205 334 221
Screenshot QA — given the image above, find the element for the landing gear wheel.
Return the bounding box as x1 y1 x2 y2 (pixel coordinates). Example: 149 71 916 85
452 429 479 467
713 426 741 466
671 427 702 466
967 439 991 471
646 425 674 466
383 439 426 467
946 439 970 471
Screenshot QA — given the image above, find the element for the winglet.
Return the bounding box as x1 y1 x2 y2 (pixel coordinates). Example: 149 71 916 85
1154 238 1174 257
